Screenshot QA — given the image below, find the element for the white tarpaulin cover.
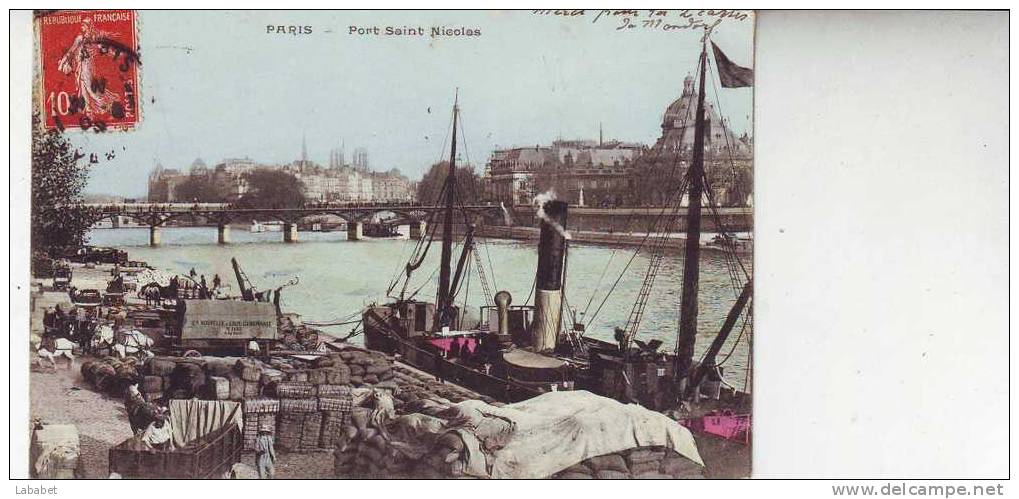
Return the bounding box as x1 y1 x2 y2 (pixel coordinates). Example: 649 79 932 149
396 390 703 479
168 399 242 448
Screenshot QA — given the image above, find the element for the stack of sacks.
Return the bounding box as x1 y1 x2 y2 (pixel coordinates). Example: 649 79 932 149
551 446 705 479
276 398 322 451
329 349 394 386
167 359 206 399
262 381 358 452
333 404 421 479
278 325 321 351
295 327 320 351
278 355 351 386
136 356 269 402
317 384 353 448
233 358 264 400
336 391 705 479
390 369 498 408
140 357 176 400
80 356 141 396
242 398 280 451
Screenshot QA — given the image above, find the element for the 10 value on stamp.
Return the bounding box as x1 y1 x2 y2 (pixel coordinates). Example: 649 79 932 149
37 10 141 132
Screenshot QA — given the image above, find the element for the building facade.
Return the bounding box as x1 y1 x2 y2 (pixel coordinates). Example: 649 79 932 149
483 139 644 207
481 76 753 208
148 146 415 204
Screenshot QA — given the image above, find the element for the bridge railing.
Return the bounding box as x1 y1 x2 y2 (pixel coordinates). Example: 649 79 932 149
80 202 506 213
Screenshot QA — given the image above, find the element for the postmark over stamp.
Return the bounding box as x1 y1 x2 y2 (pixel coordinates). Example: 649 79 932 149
36 10 141 132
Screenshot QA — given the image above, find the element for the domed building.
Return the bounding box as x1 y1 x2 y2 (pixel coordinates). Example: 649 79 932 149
655 75 752 158
629 75 754 207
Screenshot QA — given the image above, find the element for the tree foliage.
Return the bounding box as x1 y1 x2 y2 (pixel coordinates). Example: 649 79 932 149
174 174 224 202
416 161 482 205
236 168 305 208
31 113 98 266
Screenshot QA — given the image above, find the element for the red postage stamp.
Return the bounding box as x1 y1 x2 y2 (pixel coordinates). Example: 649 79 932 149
36 10 140 132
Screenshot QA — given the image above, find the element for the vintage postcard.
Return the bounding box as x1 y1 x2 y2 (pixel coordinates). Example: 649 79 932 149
24 9 754 479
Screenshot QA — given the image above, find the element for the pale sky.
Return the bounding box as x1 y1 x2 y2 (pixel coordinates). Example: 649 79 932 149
62 10 754 197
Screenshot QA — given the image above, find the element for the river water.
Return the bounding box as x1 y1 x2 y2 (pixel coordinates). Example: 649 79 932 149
89 226 752 390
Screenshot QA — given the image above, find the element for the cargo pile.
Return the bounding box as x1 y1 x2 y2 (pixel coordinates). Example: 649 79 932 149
80 357 142 396
389 368 502 407
550 446 705 479
116 348 412 452
128 350 397 403
277 325 321 351
332 394 506 479
241 398 279 451
257 384 388 453
332 390 706 479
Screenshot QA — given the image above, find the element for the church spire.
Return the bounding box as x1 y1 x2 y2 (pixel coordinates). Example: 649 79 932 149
301 133 308 163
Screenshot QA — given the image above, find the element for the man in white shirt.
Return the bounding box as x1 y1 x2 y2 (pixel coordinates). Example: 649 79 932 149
139 411 173 451
254 426 276 479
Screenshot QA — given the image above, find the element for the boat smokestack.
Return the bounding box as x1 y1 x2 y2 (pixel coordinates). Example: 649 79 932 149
532 200 568 352
494 290 512 338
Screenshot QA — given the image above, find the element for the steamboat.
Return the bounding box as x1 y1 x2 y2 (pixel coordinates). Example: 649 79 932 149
362 38 753 416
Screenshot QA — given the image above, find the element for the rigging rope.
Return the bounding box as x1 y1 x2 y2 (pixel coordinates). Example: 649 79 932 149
581 59 702 330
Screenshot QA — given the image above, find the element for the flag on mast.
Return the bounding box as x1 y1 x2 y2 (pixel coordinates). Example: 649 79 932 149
711 41 753 88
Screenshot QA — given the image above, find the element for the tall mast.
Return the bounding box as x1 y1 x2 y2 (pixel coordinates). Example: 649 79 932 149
676 42 708 382
436 90 459 329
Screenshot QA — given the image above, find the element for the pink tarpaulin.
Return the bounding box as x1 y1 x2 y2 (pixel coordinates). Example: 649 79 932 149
680 412 751 444
428 337 478 355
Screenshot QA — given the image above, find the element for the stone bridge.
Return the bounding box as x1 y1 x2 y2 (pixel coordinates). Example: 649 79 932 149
85 202 506 245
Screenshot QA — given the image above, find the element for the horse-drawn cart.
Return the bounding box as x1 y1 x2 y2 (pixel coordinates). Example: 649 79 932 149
168 300 279 356
53 266 72 291
109 399 243 479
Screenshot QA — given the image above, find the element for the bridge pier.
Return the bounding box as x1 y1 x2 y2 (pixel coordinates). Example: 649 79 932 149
347 221 363 241
111 216 121 229
149 226 161 246
409 221 427 240
217 224 230 244
283 223 298 243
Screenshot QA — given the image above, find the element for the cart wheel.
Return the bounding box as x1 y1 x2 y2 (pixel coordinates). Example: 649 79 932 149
183 349 202 358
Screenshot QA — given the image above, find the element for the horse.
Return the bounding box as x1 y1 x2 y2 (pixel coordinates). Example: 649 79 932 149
124 383 163 434
112 329 155 360
90 323 116 355
138 283 162 307
138 279 179 307
34 337 77 370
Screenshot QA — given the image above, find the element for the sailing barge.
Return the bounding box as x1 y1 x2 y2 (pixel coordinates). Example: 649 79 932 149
363 39 753 416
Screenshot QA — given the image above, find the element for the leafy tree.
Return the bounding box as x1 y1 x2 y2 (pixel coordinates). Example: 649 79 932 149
174 174 224 202
416 161 482 205
236 168 305 208
31 113 98 269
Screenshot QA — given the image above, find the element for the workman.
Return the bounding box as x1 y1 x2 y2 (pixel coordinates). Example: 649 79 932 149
255 426 276 479
139 411 173 451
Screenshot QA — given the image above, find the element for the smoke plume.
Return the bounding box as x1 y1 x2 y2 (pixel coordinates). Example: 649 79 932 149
532 190 571 240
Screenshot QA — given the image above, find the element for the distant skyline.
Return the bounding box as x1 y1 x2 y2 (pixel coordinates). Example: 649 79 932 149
50 10 754 197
